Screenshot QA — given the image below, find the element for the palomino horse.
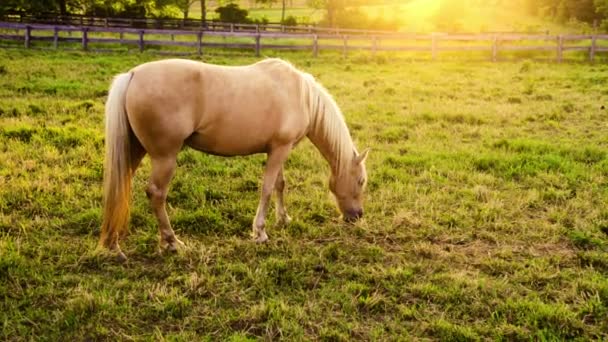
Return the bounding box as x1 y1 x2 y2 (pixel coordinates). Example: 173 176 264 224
99 58 369 260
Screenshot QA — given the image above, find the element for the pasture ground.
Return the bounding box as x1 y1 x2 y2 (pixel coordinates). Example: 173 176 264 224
0 49 607 340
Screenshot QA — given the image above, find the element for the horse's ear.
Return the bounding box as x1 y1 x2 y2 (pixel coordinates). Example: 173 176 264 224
354 148 370 165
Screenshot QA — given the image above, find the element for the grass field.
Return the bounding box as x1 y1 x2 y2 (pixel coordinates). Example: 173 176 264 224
1 48 608 340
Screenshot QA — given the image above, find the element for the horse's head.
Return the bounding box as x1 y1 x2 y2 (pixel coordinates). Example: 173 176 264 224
329 148 370 222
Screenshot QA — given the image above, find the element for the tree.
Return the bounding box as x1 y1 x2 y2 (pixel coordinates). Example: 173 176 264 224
525 0 603 23
173 0 197 20
200 0 206 24
433 0 466 32
596 0 608 16
307 0 344 27
256 0 286 23
594 0 608 28
58 0 67 14
1 0 86 15
215 3 249 23
564 0 601 23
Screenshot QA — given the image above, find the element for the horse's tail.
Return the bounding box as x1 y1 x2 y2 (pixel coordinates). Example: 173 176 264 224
99 72 134 251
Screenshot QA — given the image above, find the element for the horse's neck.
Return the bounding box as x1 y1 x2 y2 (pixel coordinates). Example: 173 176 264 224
307 110 354 175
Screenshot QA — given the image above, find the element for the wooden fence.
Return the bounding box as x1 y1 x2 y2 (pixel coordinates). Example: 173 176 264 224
1 22 607 61
0 12 396 36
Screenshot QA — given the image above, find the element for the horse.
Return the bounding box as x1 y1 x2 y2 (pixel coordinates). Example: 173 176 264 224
99 58 369 261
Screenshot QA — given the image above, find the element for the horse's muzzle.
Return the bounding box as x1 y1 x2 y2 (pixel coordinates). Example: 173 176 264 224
344 208 363 222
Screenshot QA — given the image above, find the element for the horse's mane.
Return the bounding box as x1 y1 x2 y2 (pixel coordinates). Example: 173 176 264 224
256 58 354 174
299 69 354 175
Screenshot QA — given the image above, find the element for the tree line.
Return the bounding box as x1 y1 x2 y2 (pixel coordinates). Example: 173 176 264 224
1 0 206 21
0 0 400 29
525 0 608 25
4 1 608 31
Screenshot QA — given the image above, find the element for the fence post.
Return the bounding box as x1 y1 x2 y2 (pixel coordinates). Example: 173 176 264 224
590 35 597 62
342 35 348 58
138 30 144 52
197 31 203 56
492 35 498 62
431 33 437 60
230 23 234 32
53 26 59 49
312 34 318 57
24 25 31 48
557 35 563 63
255 34 261 57
82 27 88 51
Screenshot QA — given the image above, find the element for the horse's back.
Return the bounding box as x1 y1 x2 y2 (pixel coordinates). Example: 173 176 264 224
125 59 310 157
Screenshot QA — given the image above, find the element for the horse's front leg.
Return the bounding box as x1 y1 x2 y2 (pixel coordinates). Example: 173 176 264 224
275 167 291 225
253 145 291 243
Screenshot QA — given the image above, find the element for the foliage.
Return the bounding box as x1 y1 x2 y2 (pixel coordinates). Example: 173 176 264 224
305 0 344 27
251 16 270 25
0 0 204 19
167 0 198 19
318 6 398 31
433 0 466 32
215 3 249 23
525 0 604 24
281 15 297 26
256 0 287 23
255 0 277 7
82 1 148 18
4 0 608 32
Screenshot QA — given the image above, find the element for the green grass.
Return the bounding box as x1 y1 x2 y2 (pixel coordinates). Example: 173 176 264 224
1 48 608 340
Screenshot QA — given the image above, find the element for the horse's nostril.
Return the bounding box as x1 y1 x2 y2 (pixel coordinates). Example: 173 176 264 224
344 208 363 222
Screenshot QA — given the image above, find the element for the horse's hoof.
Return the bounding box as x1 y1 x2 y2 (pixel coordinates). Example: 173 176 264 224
161 238 185 254
278 215 292 226
253 231 269 243
97 245 127 263
115 251 128 263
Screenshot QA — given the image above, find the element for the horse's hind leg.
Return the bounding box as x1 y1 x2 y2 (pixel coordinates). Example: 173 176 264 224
130 131 146 173
275 167 291 225
147 155 184 253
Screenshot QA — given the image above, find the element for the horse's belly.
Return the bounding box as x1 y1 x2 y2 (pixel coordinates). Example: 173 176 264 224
185 131 269 156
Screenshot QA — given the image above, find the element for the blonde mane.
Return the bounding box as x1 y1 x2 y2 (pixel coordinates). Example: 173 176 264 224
253 58 355 175
298 72 355 175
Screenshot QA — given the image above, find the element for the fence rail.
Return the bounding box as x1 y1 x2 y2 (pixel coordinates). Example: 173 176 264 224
1 22 607 61
0 12 407 36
